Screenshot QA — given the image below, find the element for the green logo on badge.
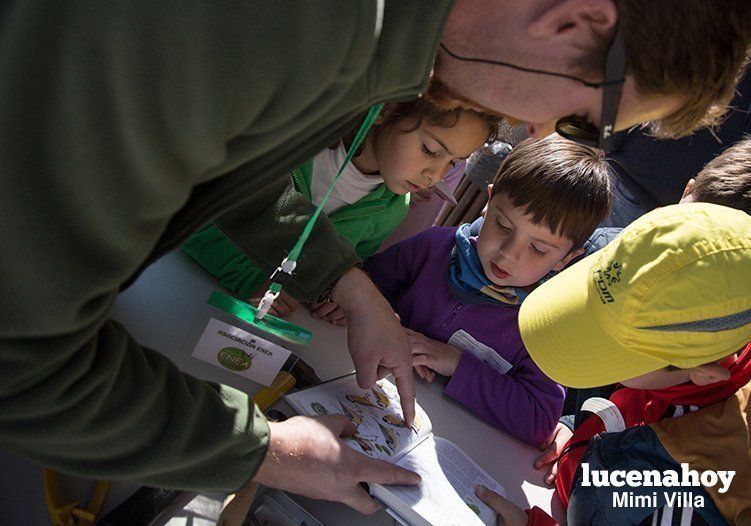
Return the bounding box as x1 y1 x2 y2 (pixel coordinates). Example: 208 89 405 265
217 347 253 371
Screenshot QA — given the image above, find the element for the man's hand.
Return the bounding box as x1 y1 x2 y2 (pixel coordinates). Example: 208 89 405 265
407 328 462 377
253 415 420 514
250 288 300 318
474 486 528 526
310 299 347 326
534 423 573 486
332 267 416 426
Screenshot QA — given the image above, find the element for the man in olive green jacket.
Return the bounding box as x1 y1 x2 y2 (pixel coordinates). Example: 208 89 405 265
2 0 750 515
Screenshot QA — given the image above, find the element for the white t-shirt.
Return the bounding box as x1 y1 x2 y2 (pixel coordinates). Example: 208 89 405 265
310 144 383 214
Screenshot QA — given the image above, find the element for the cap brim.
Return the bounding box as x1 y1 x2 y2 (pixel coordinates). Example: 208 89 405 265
519 255 666 388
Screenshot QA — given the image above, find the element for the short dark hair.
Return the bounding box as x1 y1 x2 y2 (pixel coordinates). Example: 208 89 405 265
491 135 612 248
692 137 751 215
575 0 751 138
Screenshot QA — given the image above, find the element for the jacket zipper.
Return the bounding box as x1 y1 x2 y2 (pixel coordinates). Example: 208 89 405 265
290 165 388 225
289 169 305 195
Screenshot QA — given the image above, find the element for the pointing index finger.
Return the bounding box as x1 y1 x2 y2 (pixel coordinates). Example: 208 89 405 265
393 365 416 427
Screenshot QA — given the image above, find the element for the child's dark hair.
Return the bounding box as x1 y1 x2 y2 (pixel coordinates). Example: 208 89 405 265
379 98 499 142
491 135 612 248
342 98 499 152
691 137 751 215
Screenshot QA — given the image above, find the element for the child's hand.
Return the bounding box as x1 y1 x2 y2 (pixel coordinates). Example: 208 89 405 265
474 486 528 526
406 328 462 378
310 300 347 326
534 422 573 486
414 364 436 383
250 289 300 318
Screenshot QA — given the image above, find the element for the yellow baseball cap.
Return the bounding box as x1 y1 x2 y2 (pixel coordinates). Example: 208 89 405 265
519 203 751 388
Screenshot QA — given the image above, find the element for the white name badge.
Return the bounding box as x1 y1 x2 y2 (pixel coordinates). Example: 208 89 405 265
191 317 292 386
448 329 513 375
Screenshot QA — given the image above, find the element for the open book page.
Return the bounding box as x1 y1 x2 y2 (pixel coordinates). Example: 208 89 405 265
284 375 432 461
371 436 506 526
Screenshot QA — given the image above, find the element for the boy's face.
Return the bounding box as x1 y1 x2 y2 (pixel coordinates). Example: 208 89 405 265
476 190 583 288
372 111 488 195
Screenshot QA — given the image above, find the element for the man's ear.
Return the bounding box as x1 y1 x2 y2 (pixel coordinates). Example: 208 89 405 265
689 364 731 386
527 0 617 46
679 178 696 203
552 246 584 271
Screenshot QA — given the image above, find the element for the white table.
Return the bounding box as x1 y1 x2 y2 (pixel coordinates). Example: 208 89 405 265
0 250 566 525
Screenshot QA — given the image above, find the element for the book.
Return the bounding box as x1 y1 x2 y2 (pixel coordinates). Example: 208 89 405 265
284 374 507 526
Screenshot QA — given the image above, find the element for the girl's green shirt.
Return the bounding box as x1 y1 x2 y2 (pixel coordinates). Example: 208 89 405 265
182 159 409 298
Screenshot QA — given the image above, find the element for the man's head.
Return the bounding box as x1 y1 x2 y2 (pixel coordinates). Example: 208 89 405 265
433 0 751 141
680 137 751 215
476 134 611 287
519 203 751 389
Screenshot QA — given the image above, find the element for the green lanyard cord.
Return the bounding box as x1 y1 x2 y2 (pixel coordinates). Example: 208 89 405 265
255 103 384 320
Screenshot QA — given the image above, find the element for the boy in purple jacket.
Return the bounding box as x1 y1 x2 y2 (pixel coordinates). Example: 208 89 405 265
365 135 612 446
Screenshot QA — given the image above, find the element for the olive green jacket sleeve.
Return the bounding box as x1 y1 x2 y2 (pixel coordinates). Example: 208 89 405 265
214 181 363 303
0 0 452 491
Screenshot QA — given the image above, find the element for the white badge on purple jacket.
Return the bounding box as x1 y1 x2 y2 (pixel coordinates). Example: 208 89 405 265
448 330 513 375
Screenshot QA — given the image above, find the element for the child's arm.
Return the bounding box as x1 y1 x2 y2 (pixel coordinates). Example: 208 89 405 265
534 422 574 486
363 230 430 307
182 224 267 298
443 347 565 447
